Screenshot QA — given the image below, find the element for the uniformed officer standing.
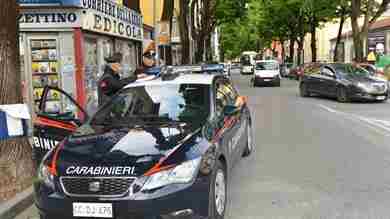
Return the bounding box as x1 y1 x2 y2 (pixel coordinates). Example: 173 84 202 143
98 52 137 106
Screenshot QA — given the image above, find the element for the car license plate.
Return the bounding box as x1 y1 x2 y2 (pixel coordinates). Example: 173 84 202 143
376 96 386 100
264 79 271 81
73 203 113 218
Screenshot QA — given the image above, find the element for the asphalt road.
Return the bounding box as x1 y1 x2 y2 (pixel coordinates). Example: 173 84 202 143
226 69 390 219
16 70 390 219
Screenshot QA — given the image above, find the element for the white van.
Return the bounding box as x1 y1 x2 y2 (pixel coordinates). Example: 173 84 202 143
253 60 281 87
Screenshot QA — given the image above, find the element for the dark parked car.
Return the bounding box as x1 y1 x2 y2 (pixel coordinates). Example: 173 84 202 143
34 72 253 219
299 63 389 102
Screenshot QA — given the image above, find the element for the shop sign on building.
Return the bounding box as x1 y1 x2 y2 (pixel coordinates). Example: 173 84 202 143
81 0 143 41
368 31 386 55
19 9 82 29
18 0 81 6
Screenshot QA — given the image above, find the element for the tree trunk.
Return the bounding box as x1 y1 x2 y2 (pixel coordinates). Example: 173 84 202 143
206 36 213 61
297 39 304 65
281 40 285 63
164 46 172 65
310 22 317 62
195 36 205 63
352 32 365 62
0 1 34 201
179 0 190 64
351 0 364 62
334 14 346 62
219 31 224 62
289 38 295 64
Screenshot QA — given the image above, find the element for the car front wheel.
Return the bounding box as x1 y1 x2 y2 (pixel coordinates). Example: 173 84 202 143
300 83 309 97
208 160 227 219
337 87 349 103
242 122 253 157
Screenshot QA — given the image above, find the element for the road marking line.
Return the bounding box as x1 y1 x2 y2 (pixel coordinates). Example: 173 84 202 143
356 117 390 132
316 104 390 134
317 104 339 114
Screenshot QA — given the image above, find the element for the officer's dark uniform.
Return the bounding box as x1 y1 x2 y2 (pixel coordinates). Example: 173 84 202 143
98 54 137 106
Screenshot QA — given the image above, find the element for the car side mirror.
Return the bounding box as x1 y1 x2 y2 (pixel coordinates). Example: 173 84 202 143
223 105 240 116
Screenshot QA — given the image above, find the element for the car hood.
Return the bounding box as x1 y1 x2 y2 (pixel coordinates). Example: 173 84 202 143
55 123 203 177
344 75 387 84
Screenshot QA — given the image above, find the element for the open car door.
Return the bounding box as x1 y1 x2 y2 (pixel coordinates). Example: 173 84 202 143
32 86 88 167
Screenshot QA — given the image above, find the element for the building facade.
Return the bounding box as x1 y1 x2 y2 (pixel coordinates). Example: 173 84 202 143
18 0 143 116
330 18 390 63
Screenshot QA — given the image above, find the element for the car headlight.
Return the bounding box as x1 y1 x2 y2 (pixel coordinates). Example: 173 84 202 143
38 163 55 189
37 146 58 189
142 157 202 191
356 82 372 91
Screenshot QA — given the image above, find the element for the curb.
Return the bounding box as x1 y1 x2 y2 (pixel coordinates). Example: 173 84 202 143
0 186 34 219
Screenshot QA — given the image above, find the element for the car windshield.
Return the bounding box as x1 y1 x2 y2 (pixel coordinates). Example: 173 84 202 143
361 65 376 75
335 64 370 77
256 62 278 70
90 84 210 127
241 55 251 65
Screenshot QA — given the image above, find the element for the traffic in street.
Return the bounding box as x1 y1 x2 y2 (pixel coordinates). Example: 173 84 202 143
16 68 390 219
226 69 390 218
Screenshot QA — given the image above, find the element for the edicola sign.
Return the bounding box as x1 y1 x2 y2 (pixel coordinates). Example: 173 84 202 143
81 0 143 41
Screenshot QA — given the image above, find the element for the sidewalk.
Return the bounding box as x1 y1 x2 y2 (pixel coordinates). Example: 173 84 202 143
14 205 38 219
0 187 34 219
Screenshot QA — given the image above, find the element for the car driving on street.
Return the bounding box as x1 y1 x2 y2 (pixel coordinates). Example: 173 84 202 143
203 63 231 79
252 60 281 87
300 63 389 102
34 71 253 219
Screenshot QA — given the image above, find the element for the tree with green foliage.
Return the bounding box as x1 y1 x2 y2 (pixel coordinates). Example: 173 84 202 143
215 0 248 25
333 0 352 62
219 19 260 59
351 0 390 62
301 0 339 62
191 0 218 63
248 0 306 63
216 0 255 60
